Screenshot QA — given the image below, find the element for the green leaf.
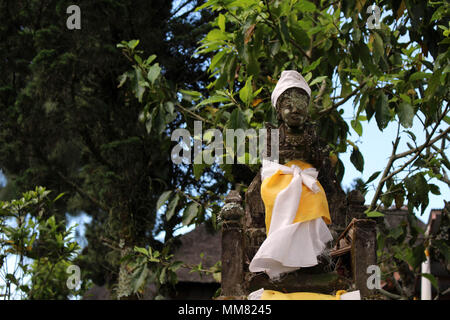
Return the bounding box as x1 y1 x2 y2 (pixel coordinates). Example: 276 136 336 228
335 158 345 182
398 102 414 128
295 0 316 13
134 54 142 65
5 273 19 285
229 108 247 130
421 273 439 291
134 246 150 257
205 28 228 42
279 18 290 47
47 216 56 229
195 95 230 107
375 92 390 130
182 203 199 226
156 191 172 211
303 57 322 74
350 147 364 172
145 55 157 65
373 32 384 62
128 39 140 49
409 72 432 82
239 76 253 106
213 271 221 283
415 173 429 198
434 241 450 264
218 14 226 32
366 211 385 217
443 116 450 125
366 171 381 184
53 192 65 202
405 130 416 142
145 108 156 133
243 108 253 123
132 265 148 293
155 104 167 134
133 68 146 102
166 193 180 221
179 89 202 101
309 75 327 87
429 184 440 195
351 119 363 136
358 43 372 70
117 73 128 88
169 261 184 272
159 267 167 284
147 63 161 84
425 72 441 97
404 244 426 269
290 25 310 48
209 51 226 72
164 102 176 123
270 40 282 56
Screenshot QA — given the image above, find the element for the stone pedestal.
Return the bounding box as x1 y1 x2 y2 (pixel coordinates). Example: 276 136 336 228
220 190 245 296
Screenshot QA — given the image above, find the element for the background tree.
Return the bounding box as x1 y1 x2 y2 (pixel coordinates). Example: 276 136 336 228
0 0 224 299
0 187 87 299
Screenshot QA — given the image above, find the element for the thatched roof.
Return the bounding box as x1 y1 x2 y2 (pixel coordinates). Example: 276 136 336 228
173 224 221 283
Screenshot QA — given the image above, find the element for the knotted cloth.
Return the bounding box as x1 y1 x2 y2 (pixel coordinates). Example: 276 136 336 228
249 159 332 279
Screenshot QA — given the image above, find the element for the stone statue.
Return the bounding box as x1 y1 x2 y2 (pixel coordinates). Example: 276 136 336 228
245 78 347 251
220 71 377 299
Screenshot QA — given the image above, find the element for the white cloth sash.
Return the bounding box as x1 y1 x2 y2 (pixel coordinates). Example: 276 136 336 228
249 159 333 279
260 159 320 235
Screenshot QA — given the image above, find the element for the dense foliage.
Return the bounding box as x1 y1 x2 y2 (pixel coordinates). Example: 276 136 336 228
0 0 449 299
0 0 223 298
0 187 87 299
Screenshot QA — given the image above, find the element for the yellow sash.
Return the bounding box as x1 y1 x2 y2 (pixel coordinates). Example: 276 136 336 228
261 160 331 235
261 289 347 300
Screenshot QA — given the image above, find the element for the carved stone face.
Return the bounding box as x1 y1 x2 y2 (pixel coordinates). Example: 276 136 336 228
276 87 310 128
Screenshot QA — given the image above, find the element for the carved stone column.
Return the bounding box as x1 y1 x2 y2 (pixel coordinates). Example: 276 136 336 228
347 190 367 224
351 219 377 298
220 190 245 296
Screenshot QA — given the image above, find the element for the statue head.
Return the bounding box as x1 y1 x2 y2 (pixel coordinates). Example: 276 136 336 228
271 71 311 130
276 87 310 128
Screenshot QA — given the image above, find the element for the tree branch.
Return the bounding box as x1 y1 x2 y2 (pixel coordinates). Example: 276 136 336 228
430 144 450 187
77 128 116 172
313 79 327 103
32 144 111 213
175 103 220 127
262 0 311 61
171 0 193 17
318 81 367 115
369 104 450 210
392 126 450 161
56 171 110 213
382 127 450 185
378 288 404 300
369 125 401 210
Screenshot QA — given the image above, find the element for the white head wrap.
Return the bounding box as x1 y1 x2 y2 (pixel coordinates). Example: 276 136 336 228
271 70 311 108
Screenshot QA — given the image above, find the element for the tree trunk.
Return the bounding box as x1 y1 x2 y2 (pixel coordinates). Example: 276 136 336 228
116 209 138 300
